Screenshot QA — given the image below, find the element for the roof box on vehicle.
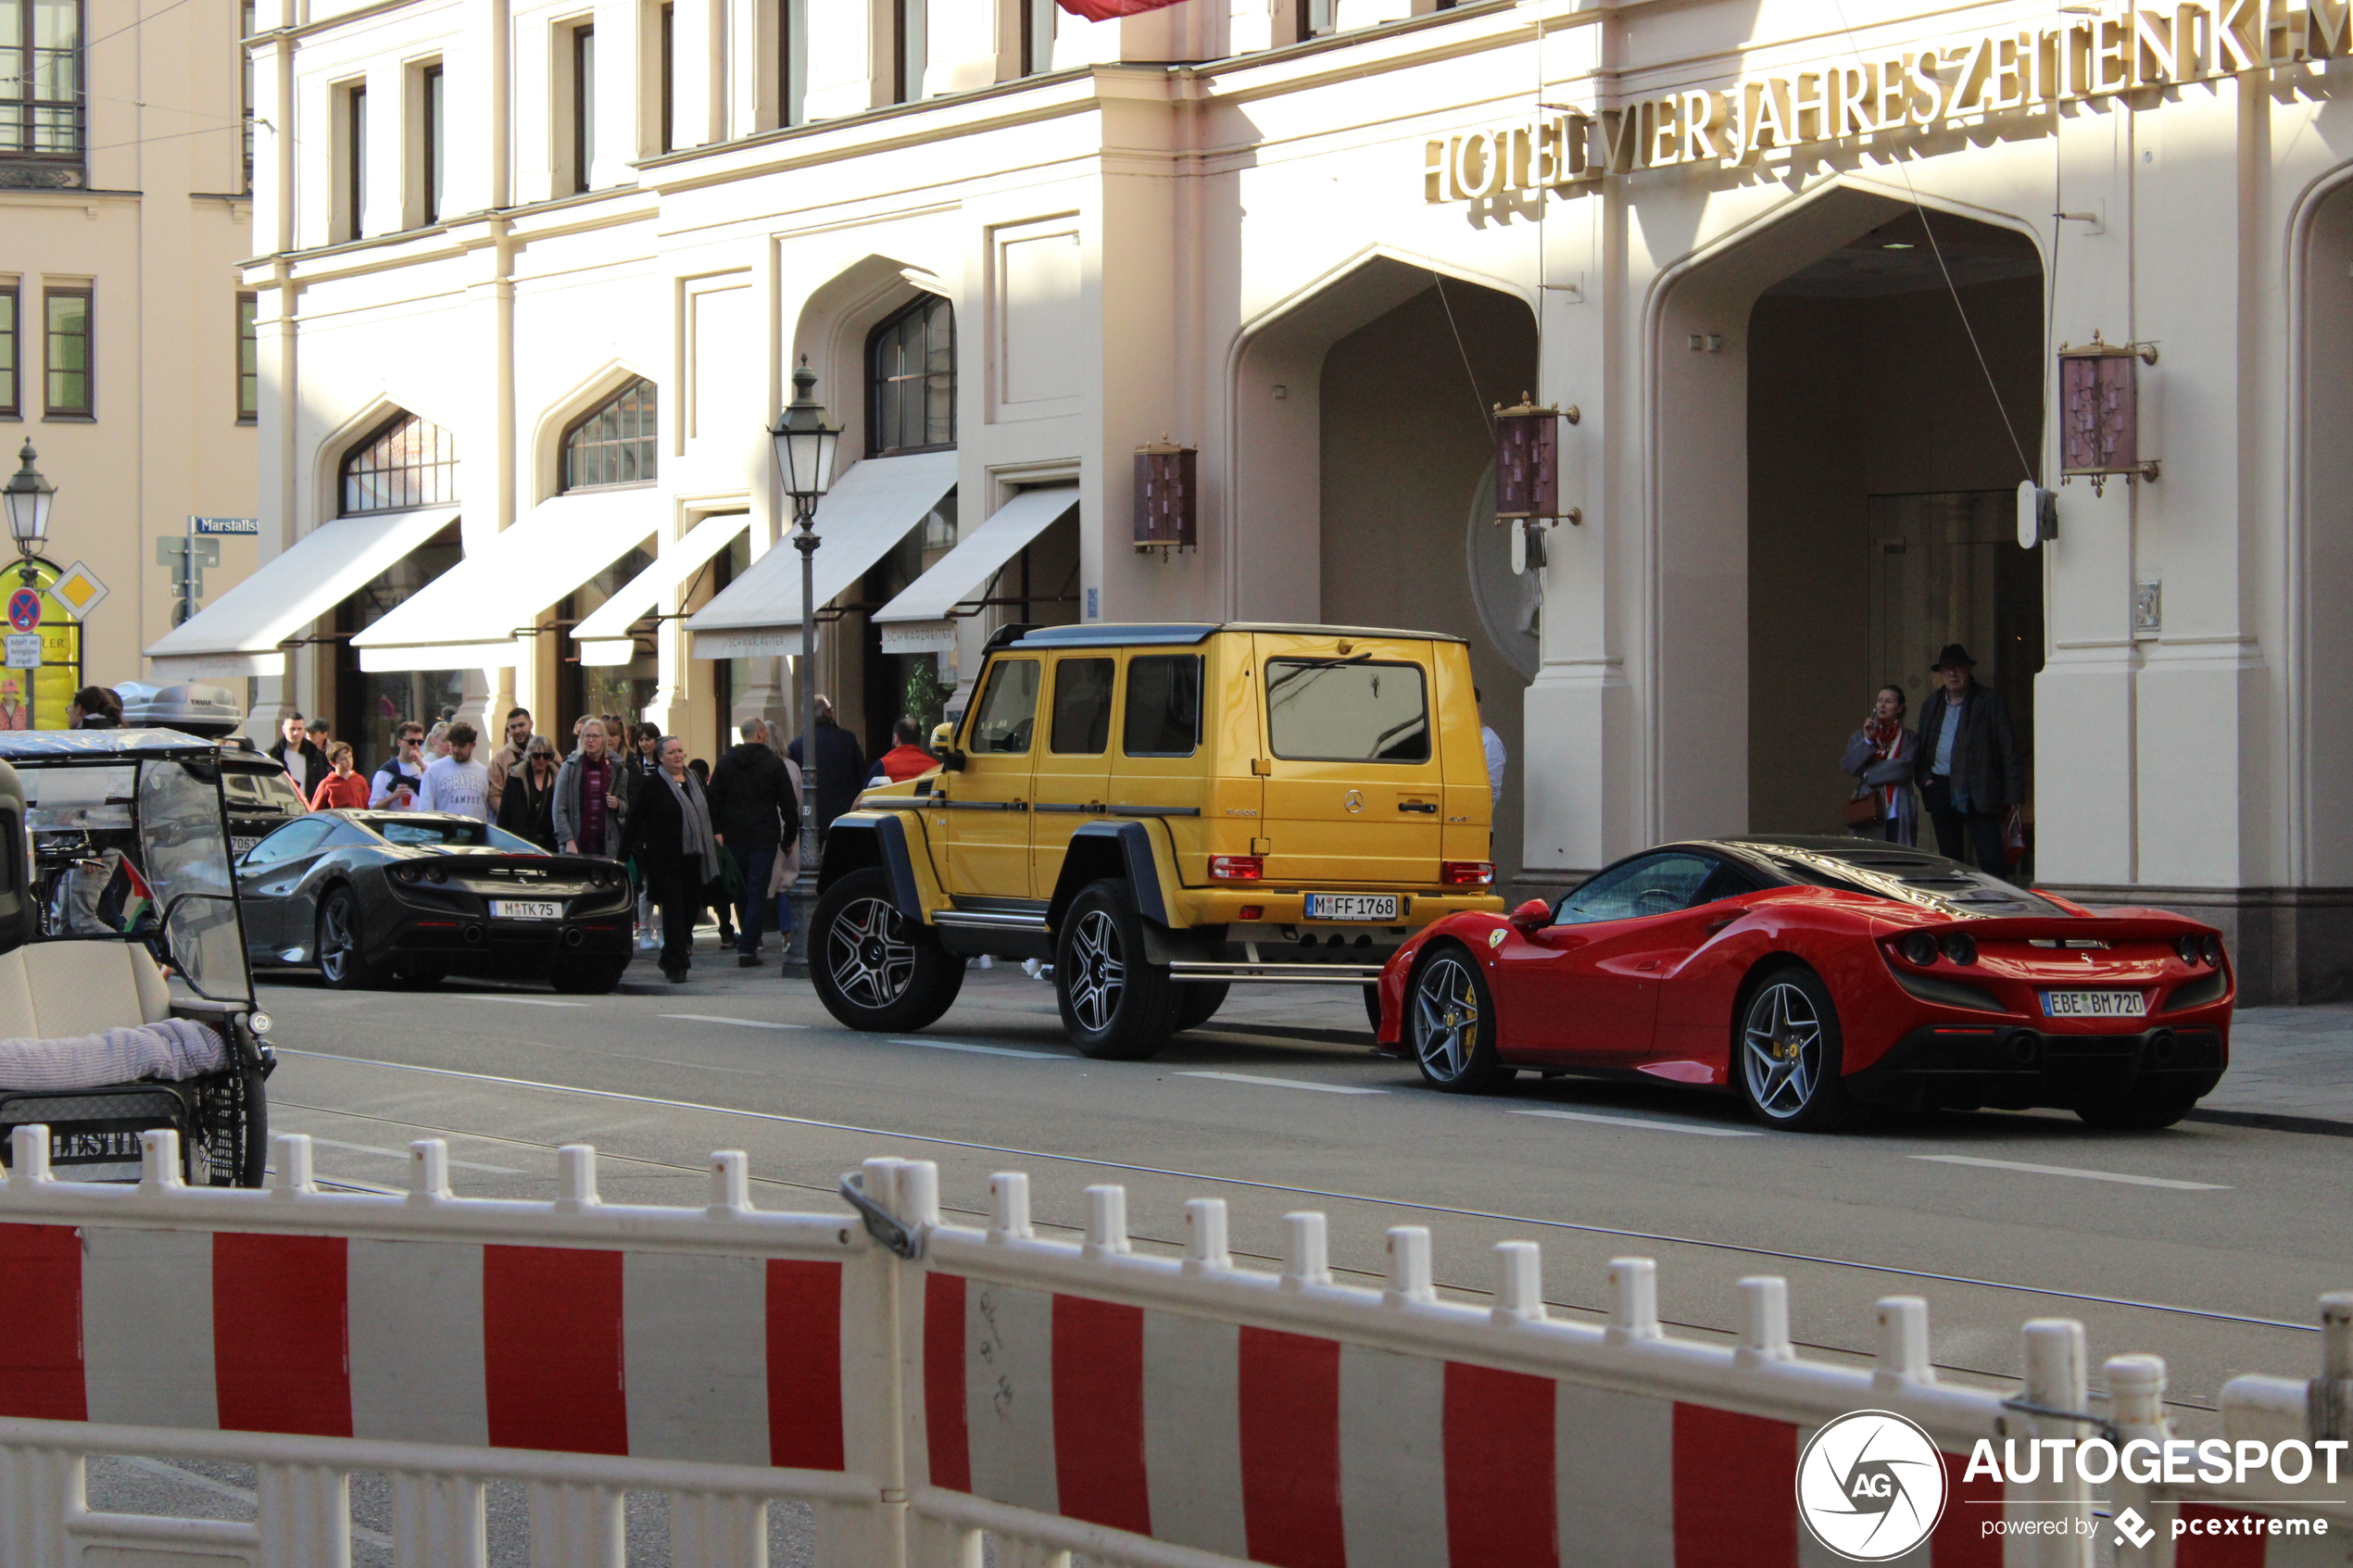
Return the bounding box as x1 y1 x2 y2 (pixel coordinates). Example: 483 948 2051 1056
112 681 245 738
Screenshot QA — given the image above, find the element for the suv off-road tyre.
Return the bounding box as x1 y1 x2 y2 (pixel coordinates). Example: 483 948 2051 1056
1175 982 1228 1033
316 888 386 990
810 868 964 1032
1407 944 1513 1093
1734 966 1859 1132
1054 880 1177 1060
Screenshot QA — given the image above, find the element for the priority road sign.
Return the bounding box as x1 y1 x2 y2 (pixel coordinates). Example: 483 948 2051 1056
6 589 39 633
47 561 107 621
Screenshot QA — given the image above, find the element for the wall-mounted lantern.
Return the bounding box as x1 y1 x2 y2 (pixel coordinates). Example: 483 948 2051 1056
2057 332 2159 495
1134 438 1196 556
1494 395 1580 576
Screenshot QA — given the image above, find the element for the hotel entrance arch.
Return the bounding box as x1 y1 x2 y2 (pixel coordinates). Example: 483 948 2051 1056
1231 255 1539 883
1653 188 2045 861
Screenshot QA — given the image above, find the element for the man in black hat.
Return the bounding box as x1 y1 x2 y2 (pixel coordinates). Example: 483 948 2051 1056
1915 644 2025 874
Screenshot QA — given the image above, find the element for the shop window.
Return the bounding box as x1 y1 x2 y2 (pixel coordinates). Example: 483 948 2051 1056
43 285 90 419
562 379 657 490
334 521 464 771
340 410 459 514
0 284 18 419
867 295 954 456
236 292 258 423
2 0 82 158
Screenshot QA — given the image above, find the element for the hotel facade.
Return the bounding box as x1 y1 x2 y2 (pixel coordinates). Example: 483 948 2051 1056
157 0 2353 1001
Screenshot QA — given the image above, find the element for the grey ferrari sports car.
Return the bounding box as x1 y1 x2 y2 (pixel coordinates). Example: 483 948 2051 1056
235 809 636 992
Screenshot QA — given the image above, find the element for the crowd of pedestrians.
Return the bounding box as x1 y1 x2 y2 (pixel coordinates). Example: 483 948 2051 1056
231 696 876 986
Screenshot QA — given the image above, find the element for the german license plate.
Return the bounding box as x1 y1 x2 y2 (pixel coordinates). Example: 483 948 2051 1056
1303 894 1397 922
2042 990 2147 1019
232 836 259 857
490 899 562 920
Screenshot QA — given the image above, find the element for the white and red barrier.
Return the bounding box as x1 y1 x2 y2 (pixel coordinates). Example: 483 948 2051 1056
1 1132 2348 1568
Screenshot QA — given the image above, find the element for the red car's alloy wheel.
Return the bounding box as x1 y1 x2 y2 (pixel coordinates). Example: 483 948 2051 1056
1410 950 1509 1093
1740 975 1850 1127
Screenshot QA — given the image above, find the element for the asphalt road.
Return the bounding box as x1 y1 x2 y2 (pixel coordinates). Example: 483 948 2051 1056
87 938 2353 1562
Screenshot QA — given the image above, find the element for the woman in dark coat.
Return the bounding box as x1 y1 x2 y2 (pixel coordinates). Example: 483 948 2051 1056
619 734 722 983
497 735 560 850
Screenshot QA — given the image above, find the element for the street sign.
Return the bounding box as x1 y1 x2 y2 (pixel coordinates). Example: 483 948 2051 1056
6 589 40 633
48 561 107 621
191 516 259 536
5 634 42 671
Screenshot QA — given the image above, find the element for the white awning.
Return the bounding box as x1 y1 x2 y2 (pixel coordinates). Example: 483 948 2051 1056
873 485 1076 654
351 488 659 672
573 511 751 667
685 452 957 660
143 508 459 680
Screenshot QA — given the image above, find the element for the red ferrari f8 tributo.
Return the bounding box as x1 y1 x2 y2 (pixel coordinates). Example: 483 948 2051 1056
1373 837 2231 1131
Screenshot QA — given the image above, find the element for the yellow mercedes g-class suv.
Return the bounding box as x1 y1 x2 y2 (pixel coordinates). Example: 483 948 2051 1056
807 622 1504 1059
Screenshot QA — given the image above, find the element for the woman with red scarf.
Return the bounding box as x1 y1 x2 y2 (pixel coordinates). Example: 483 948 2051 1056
1841 685 1920 846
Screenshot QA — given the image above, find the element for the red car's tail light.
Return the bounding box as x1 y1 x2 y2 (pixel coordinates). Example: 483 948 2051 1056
2174 934 2202 965
1441 860 1494 885
1939 932 1978 966
1896 931 1938 967
2202 934 2224 965
1210 855 1264 881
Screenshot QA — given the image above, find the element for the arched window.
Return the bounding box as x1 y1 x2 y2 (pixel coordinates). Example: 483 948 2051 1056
562 378 658 490
340 411 459 515
867 295 954 456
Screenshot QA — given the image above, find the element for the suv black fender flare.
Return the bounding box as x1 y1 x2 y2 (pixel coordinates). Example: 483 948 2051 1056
815 815 925 921
1046 821 1174 933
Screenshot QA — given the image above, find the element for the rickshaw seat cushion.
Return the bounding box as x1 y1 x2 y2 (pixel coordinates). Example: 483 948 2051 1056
0 942 173 1039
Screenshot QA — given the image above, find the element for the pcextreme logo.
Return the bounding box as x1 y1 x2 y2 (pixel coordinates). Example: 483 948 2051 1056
1796 1411 1948 1561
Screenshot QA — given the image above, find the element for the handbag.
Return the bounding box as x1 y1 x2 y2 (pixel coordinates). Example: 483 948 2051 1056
2003 805 2027 868
1842 786 1882 829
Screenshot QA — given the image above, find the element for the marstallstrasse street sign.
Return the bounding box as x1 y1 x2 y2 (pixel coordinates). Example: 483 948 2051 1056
190 516 259 536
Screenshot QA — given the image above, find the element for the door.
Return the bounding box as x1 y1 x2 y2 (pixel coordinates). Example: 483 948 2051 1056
1030 654 1117 897
1493 850 1728 1063
234 816 334 956
1254 633 1445 887
944 654 1040 899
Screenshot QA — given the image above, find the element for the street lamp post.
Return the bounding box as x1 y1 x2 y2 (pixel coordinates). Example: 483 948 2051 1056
771 358 841 979
2 443 55 588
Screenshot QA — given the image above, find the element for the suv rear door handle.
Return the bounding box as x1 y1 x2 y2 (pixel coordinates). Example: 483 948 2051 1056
1398 801 1437 814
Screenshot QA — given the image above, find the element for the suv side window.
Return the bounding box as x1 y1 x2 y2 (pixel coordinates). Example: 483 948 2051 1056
1050 659 1115 755
1552 851 1722 925
1123 655 1202 757
968 659 1041 755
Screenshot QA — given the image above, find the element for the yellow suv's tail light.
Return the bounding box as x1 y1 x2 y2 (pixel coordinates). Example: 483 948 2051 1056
1210 855 1265 881
1441 860 1494 885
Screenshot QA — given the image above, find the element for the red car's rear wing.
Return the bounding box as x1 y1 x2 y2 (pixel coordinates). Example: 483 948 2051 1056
1881 910 2211 942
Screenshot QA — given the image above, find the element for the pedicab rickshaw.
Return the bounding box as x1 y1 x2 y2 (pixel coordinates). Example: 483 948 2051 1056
0 728 274 1185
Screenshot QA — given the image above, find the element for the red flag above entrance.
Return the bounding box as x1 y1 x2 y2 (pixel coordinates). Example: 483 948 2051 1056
1054 0 1188 19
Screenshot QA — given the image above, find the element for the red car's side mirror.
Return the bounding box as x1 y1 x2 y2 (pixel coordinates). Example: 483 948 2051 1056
1509 898 1552 933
